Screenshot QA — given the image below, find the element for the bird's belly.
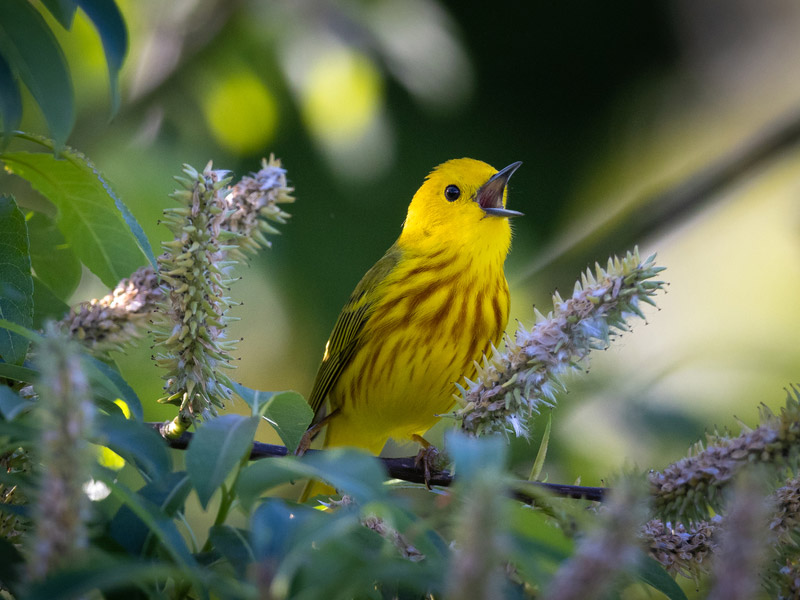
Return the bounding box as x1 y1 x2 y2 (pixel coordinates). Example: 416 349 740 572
336 331 471 441
331 277 507 443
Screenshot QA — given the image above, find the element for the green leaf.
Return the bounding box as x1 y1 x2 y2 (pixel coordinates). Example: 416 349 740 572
1 139 156 286
153 472 193 516
31 276 70 327
26 211 81 300
94 414 170 480
262 503 433 600
250 499 312 560
85 355 144 421
236 448 387 510
208 525 255 578
509 502 573 588
236 459 307 511
363 502 449 561
635 554 688 600
0 386 35 420
0 419 36 444
0 150 143 286
232 381 275 413
0 317 41 343
0 362 36 383
25 553 249 600
0 537 24 597
75 0 127 116
261 391 314 453
302 449 389 503
40 0 78 29
529 411 552 481
0 195 33 364
110 471 191 555
235 384 313 453
24 559 185 600
0 0 75 147
186 414 260 509
0 52 22 145
98 471 196 568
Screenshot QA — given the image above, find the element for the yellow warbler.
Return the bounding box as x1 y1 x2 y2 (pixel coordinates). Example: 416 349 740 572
302 158 522 500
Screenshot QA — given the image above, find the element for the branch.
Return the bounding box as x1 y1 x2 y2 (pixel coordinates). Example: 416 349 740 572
149 422 606 502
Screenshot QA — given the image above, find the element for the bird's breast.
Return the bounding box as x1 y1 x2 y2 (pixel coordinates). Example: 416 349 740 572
332 248 510 440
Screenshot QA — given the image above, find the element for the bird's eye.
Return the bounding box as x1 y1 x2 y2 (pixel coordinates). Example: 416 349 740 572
444 185 461 202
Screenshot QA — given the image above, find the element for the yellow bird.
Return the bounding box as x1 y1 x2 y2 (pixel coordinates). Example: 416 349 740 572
302 158 522 500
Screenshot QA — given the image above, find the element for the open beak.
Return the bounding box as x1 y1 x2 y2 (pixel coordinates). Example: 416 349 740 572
476 161 523 218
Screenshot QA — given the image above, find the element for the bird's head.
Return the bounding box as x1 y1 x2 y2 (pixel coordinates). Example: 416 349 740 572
400 158 522 252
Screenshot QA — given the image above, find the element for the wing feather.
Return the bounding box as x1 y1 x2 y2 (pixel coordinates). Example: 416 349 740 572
307 246 401 419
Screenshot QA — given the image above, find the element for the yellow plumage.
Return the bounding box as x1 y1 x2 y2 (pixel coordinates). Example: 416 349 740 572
302 158 522 500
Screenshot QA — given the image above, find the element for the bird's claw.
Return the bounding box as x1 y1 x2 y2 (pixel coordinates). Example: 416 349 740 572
295 430 313 456
412 434 440 490
295 408 340 456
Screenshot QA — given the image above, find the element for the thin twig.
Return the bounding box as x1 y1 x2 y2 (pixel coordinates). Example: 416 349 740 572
149 422 606 502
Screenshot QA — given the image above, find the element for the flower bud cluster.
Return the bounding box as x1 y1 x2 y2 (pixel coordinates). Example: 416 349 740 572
771 475 800 541
642 517 718 581
649 387 800 522
61 157 292 361
222 155 294 258
454 248 666 437
775 559 800 600
153 163 236 419
60 265 161 353
152 159 293 422
643 471 800 590
28 324 94 579
767 475 800 598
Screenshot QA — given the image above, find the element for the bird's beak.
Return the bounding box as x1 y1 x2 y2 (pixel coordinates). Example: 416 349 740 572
476 161 524 218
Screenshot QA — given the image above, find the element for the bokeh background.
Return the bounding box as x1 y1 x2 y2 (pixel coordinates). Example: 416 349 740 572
8 0 800 505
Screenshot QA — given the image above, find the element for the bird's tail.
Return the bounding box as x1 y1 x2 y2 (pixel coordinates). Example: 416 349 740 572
298 478 337 504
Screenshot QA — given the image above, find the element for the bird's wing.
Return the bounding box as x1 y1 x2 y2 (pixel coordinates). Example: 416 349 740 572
307 246 401 420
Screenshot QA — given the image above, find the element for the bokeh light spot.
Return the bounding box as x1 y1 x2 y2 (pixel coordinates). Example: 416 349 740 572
300 48 382 143
202 70 278 155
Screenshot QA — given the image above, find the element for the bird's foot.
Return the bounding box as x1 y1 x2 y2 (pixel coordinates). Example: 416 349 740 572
295 430 314 456
295 408 340 456
412 434 440 490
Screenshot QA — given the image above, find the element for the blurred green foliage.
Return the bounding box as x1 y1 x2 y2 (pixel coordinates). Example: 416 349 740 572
8 0 800 506
2 0 800 597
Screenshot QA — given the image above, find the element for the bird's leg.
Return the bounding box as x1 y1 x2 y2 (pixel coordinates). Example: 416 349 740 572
411 434 440 490
295 408 340 456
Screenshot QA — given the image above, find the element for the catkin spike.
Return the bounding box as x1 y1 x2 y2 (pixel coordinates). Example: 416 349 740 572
454 250 666 437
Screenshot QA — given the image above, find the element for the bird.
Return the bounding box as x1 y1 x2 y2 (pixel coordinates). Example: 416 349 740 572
300 158 522 501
